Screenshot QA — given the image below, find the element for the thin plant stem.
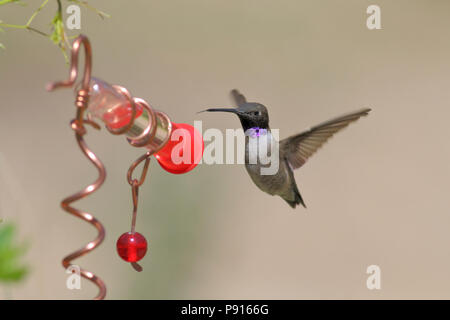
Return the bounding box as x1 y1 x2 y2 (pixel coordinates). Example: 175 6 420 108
0 0 50 37
0 23 49 37
26 0 50 27
70 0 110 19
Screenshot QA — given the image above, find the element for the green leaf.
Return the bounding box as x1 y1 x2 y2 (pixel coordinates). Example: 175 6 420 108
0 224 14 244
0 223 28 283
49 9 69 62
0 267 27 282
50 11 63 45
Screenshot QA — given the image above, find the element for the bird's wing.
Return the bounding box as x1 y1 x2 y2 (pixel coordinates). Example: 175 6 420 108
230 89 247 106
280 108 371 170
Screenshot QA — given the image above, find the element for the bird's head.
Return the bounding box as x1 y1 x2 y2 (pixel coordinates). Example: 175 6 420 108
201 102 269 131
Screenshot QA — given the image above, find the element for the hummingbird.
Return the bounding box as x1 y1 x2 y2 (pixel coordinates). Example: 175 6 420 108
202 89 371 208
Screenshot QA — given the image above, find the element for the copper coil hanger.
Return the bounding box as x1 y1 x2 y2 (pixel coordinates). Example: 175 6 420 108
48 34 204 300
48 35 108 300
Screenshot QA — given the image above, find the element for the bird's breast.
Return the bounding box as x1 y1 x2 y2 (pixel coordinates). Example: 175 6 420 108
244 131 278 164
244 132 291 196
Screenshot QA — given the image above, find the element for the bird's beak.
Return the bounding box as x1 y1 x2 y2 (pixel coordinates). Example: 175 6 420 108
198 107 239 114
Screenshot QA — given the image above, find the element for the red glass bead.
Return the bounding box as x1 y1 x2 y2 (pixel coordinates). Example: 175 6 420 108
154 122 204 174
116 232 148 262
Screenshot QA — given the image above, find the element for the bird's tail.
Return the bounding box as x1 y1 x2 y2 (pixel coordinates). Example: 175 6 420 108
283 160 307 209
284 185 306 209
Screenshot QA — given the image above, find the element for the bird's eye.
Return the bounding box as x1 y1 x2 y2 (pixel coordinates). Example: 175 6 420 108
253 111 260 116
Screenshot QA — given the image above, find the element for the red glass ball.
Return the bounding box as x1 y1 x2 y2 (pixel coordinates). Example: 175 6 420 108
155 122 204 174
116 232 148 262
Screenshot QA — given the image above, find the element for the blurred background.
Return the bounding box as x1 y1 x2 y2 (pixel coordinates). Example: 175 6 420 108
1 0 450 299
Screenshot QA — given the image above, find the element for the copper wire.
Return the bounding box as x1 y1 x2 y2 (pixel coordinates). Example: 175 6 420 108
125 151 153 272
48 35 107 300
127 151 152 187
49 34 162 298
46 35 92 92
60 125 107 300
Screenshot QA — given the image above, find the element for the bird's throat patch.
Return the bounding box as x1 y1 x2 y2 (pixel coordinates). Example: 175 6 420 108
246 127 268 138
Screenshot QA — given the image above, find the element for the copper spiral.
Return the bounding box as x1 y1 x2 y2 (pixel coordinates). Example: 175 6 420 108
48 35 107 299
61 118 107 300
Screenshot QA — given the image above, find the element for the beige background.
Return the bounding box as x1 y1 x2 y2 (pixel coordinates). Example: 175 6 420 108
1 0 450 299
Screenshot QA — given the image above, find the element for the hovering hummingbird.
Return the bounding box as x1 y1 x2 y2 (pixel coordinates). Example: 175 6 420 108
202 90 371 208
